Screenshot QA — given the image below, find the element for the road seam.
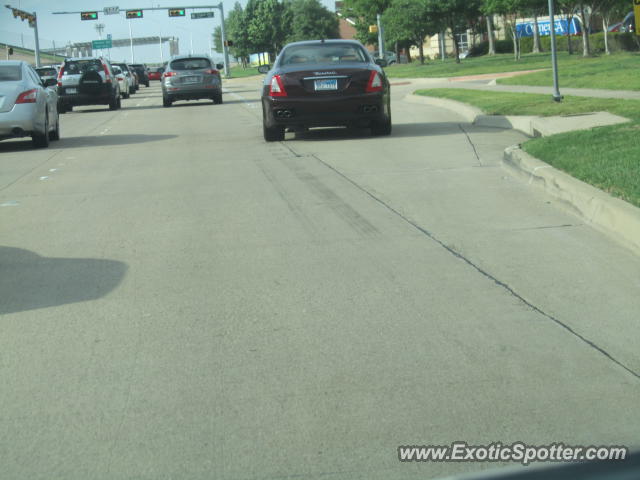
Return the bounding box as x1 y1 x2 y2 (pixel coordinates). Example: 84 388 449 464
281 145 640 381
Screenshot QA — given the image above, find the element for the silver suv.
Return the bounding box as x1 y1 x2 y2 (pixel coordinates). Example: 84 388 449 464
57 57 121 113
161 55 223 107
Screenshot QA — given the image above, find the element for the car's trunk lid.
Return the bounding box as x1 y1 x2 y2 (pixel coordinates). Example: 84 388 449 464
0 81 25 113
278 64 373 97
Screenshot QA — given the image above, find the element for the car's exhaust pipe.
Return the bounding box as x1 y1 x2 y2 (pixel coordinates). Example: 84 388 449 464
275 109 294 119
362 105 378 113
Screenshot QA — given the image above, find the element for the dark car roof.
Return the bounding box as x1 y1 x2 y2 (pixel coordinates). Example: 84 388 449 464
283 39 366 47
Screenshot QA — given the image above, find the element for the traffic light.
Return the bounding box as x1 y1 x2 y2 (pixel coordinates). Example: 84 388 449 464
81 11 98 21
168 8 185 17
126 9 143 19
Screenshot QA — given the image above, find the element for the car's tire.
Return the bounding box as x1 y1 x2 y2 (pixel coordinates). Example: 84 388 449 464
212 92 223 104
144 81 149 87
67 105 73 112
263 123 284 142
117 96 122 109
163 95 172 108
49 113 60 141
129 85 135 94
32 113 50 148
122 90 130 99
58 103 67 114
371 115 392 136
109 94 119 110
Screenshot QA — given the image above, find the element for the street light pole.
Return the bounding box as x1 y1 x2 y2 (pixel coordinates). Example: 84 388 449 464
128 19 134 63
548 0 562 102
32 11 41 67
376 13 384 59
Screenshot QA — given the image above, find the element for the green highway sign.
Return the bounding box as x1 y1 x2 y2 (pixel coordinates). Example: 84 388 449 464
191 12 214 19
92 39 112 49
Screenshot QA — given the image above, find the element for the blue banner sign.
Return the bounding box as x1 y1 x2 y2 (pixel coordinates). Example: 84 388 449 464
516 18 581 37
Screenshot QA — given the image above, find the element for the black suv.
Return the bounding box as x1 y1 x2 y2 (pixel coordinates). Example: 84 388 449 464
128 64 149 87
57 57 121 113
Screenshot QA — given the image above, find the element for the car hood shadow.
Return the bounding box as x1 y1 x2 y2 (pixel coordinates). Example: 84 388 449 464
0 246 128 315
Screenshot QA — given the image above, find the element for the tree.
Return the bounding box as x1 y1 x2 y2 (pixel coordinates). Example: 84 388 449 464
600 0 628 54
523 0 547 53
485 0 526 60
432 0 483 63
342 0 392 47
286 0 339 43
226 2 252 66
212 26 223 54
246 0 290 59
382 0 438 64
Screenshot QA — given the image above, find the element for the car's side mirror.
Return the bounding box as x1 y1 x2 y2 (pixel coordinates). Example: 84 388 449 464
257 64 270 74
216 63 223 70
374 58 388 67
43 78 57 87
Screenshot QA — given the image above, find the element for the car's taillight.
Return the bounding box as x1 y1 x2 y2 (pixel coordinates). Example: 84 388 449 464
365 70 383 93
116 76 124 81
163 71 177 78
269 75 287 97
57 65 64 87
102 63 112 83
16 89 37 104
204 69 219 75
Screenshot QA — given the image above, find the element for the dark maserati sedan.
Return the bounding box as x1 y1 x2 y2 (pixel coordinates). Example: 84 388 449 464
260 40 391 142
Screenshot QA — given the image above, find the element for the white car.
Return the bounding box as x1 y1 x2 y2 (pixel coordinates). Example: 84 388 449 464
0 60 60 148
112 65 131 99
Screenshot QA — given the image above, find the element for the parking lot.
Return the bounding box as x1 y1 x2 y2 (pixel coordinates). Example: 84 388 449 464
1 77 640 479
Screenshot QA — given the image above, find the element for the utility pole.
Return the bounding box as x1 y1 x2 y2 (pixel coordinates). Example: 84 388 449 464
218 1 230 78
128 19 135 63
548 0 562 102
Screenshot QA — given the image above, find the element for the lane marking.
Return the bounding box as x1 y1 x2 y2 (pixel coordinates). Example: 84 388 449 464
39 176 49 180
49 168 58 172
1 200 19 207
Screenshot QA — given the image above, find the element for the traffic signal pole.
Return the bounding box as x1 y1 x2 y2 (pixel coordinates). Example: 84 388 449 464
218 1 230 78
5 5 41 67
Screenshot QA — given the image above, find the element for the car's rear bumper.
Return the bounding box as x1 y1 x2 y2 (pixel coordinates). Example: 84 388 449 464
0 105 38 139
58 91 113 106
263 92 389 128
164 85 221 101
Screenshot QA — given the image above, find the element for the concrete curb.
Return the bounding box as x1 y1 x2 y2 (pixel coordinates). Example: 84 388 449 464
504 146 640 256
404 93 629 137
403 92 640 255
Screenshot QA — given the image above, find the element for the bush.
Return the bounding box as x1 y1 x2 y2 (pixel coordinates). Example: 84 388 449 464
468 39 515 56
519 32 639 54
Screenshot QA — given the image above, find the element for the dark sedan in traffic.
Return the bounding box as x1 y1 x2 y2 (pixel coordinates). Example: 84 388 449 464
260 39 391 142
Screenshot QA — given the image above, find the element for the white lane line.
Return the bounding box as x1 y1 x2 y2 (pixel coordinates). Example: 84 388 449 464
1 200 19 207
49 168 58 172
100 127 111 135
223 89 257 109
39 176 49 181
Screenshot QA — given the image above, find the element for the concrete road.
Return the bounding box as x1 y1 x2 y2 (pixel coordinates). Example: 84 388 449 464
0 78 638 480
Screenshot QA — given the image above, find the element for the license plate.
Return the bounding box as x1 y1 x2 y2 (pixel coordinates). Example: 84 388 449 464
314 79 337 91
66 88 77 94
183 76 199 84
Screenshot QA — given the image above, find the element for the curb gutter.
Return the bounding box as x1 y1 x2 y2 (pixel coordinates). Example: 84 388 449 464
504 146 640 256
404 92 640 256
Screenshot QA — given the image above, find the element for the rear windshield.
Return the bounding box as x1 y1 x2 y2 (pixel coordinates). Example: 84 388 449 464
64 60 102 75
170 58 211 70
280 44 368 66
113 64 129 71
36 68 57 77
0 66 22 81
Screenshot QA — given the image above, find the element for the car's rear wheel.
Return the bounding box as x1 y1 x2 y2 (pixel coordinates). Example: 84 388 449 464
49 113 60 141
129 85 135 94
263 123 284 142
32 113 50 148
163 95 172 108
212 92 223 104
371 114 392 136
122 90 130 99
109 94 119 110
144 81 149 87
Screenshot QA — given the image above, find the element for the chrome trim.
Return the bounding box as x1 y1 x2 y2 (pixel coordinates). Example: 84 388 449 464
303 75 349 81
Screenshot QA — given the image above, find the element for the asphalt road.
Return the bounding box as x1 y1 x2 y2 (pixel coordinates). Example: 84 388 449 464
1 79 639 480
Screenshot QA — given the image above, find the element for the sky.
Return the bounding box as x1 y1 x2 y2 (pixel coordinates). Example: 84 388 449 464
1 0 337 64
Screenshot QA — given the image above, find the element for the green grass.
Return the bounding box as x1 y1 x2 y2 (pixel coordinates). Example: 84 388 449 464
415 88 640 207
386 51 640 90
497 52 640 91
229 66 261 78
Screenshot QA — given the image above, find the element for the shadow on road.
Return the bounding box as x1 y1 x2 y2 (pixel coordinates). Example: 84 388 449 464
0 134 177 152
0 246 127 315
289 122 509 141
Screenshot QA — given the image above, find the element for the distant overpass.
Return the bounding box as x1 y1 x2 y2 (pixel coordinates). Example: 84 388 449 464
41 36 179 59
